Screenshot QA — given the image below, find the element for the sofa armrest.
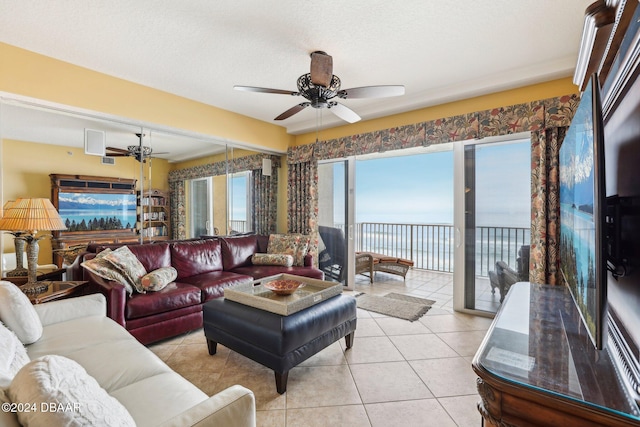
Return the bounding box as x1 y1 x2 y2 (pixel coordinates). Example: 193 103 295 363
84 270 128 327
34 294 106 326
157 385 256 427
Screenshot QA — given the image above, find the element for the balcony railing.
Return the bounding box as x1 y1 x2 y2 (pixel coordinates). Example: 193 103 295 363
230 220 247 233
355 222 530 276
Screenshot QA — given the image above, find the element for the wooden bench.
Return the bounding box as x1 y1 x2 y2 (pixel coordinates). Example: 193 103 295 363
355 252 414 282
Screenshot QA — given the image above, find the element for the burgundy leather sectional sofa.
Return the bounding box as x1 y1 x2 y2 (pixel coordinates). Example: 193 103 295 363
75 234 324 344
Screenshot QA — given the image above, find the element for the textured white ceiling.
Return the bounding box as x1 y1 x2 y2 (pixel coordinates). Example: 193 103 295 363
0 0 592 156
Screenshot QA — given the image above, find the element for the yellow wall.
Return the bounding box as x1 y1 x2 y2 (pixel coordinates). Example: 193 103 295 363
1 139 171 263
0 42 290 153
213 175 228 234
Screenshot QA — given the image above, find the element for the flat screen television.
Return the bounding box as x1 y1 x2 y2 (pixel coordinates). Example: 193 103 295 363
559 72 607 350
58 192 137 231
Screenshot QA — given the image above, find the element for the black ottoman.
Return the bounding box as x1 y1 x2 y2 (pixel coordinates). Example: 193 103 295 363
203 293 357 393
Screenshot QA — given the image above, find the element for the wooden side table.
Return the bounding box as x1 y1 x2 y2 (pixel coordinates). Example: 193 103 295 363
21 281 88 304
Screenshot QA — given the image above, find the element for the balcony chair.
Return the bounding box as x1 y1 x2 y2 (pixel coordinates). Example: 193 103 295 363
318 225 374 283
489 245 530 302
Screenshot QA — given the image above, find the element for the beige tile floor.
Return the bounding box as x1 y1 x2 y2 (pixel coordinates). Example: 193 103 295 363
149 269 496 427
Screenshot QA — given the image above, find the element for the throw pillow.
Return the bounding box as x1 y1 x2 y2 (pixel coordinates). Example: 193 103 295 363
0 281 43 345
140 267 177 292
267 234 310 266
103 246 148 294
8 355 135 427
81 249 134 295
251 253 294 267
0 322 30 389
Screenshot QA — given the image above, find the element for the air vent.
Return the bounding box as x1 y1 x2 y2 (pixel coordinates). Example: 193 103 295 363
101 156 115 165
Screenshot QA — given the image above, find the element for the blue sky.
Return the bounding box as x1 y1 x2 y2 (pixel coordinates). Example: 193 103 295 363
353 141 531 227
231 174 247 219
355 151 454 224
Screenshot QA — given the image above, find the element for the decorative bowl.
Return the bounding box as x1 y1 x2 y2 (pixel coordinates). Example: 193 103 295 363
263 279 305 295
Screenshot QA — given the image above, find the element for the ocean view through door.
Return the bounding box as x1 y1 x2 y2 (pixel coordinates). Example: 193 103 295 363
458 137 531 314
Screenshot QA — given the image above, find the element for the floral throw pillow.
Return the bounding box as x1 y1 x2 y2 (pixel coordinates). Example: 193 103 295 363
103 246 147 294
81 249 135 295
251 253 294 267
140 267 177 292
267 234 310 266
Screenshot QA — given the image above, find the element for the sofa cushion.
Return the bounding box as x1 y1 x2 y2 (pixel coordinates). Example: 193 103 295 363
26 315 172 392
267 234 310 266
170 239 223 280
141 267 177 292
180 271 253 302
0 281 43 344
256 234 270 253
104 246 148 293
251 253 294 267
82 249 135 295
125 282 201 320
0 321 29 389
8 355 135 427
220 235 259 271
126 242 171 273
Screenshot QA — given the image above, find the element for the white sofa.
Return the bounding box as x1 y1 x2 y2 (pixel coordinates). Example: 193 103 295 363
2 252 58 276
0 290 256 427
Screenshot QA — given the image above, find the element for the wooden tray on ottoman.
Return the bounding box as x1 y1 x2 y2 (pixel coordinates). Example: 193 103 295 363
223 273 342 316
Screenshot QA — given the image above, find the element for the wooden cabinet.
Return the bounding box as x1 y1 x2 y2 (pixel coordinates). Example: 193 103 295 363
50 174 140 266
472 283 640 426
137 189 170 241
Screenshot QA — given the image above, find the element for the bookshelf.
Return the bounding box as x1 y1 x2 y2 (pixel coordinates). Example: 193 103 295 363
138 189 170 241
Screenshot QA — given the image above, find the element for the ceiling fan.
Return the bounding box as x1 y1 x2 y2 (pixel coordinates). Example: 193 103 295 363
105 133 168 163
234 51 405 123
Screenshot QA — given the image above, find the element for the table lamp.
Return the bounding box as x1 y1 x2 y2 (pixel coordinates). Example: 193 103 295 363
2 200 29 277
0 198 67 289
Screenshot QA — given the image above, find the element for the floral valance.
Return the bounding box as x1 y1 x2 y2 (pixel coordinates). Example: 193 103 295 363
287 94 580 164
169 153 281 182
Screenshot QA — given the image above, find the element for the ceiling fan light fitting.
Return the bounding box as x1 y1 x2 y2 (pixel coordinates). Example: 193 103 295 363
296 73 341 100
127 145 152 156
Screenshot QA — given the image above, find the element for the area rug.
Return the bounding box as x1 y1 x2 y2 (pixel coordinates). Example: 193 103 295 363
355 292 436 322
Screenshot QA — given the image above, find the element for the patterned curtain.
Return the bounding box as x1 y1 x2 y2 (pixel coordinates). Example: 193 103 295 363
287 160 319 261
530 127 567 285
251 170 277 235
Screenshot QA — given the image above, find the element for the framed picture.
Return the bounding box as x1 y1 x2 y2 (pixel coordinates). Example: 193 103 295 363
58 192 137 232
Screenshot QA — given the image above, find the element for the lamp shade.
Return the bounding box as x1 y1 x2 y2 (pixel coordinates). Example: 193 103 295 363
0 198 67 232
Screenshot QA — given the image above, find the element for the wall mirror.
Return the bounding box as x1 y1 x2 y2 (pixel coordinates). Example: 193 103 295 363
0 96 276 267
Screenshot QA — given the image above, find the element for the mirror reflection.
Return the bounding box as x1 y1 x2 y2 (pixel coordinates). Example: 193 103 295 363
0 98 275 269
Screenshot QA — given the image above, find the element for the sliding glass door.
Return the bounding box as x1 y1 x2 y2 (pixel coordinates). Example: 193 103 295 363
186 177 214 237
454 135 531 314
317 159 356 288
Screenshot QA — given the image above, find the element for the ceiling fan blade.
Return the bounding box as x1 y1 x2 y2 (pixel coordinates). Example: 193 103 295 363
234 85 298 96
106 146 130 154
339 85 405 99
328 102 361 123
310 51 333 87
106 153 131 157
274 103 310 121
